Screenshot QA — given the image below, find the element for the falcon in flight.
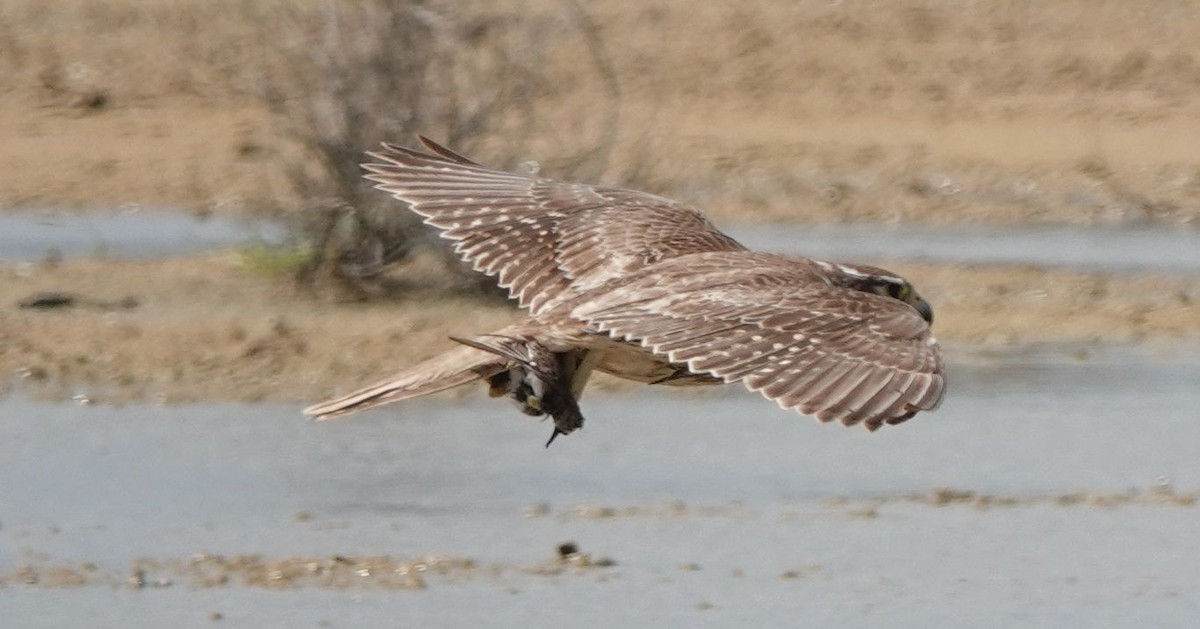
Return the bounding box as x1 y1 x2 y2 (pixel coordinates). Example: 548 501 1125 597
305 137 945 444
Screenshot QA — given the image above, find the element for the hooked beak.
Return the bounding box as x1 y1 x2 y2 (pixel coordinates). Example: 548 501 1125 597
912 297 934 325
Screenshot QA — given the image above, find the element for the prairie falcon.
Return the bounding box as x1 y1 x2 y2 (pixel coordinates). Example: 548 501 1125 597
304 137 945 443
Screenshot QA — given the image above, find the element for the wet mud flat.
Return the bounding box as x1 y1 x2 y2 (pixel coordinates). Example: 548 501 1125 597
2 346 1199 627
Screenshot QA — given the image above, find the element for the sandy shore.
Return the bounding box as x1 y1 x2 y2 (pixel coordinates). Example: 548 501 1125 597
3 252 1197 405
3 0 1200 226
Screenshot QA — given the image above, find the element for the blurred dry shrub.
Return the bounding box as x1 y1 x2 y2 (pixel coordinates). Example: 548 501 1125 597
257 0 621 298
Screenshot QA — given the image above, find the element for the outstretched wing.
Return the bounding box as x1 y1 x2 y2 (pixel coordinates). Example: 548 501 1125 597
363 138 745 314
572 252 945 430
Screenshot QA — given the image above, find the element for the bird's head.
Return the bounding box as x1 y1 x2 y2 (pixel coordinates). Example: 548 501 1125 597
816 261 934 324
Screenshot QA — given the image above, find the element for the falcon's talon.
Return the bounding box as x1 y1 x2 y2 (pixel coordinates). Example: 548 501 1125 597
304 137 947 443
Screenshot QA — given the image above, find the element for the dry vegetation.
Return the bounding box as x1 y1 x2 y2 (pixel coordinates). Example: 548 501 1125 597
256 0 625 287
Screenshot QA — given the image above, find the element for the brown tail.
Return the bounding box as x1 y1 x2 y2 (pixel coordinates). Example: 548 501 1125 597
303 343 509 420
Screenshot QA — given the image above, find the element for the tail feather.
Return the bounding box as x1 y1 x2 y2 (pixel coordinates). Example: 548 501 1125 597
304 343 508 420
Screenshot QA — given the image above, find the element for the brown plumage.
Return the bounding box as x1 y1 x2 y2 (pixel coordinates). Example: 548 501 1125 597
304 137 945 440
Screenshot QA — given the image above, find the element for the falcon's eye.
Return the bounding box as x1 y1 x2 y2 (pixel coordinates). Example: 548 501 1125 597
884 282 910 301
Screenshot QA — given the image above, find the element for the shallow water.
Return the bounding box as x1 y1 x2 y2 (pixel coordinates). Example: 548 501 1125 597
731 223 1200 273
4 209 1200 275
2 345 1198 627
0 209 285 261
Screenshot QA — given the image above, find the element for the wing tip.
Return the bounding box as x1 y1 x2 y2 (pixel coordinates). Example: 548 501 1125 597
418 135 482 166
362 137 482 171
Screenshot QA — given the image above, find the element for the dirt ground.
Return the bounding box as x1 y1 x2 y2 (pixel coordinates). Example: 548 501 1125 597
1 1 1199 404
2 0 1200 225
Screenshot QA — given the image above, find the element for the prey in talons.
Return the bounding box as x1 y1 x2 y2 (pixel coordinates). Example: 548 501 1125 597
450 335 586 447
